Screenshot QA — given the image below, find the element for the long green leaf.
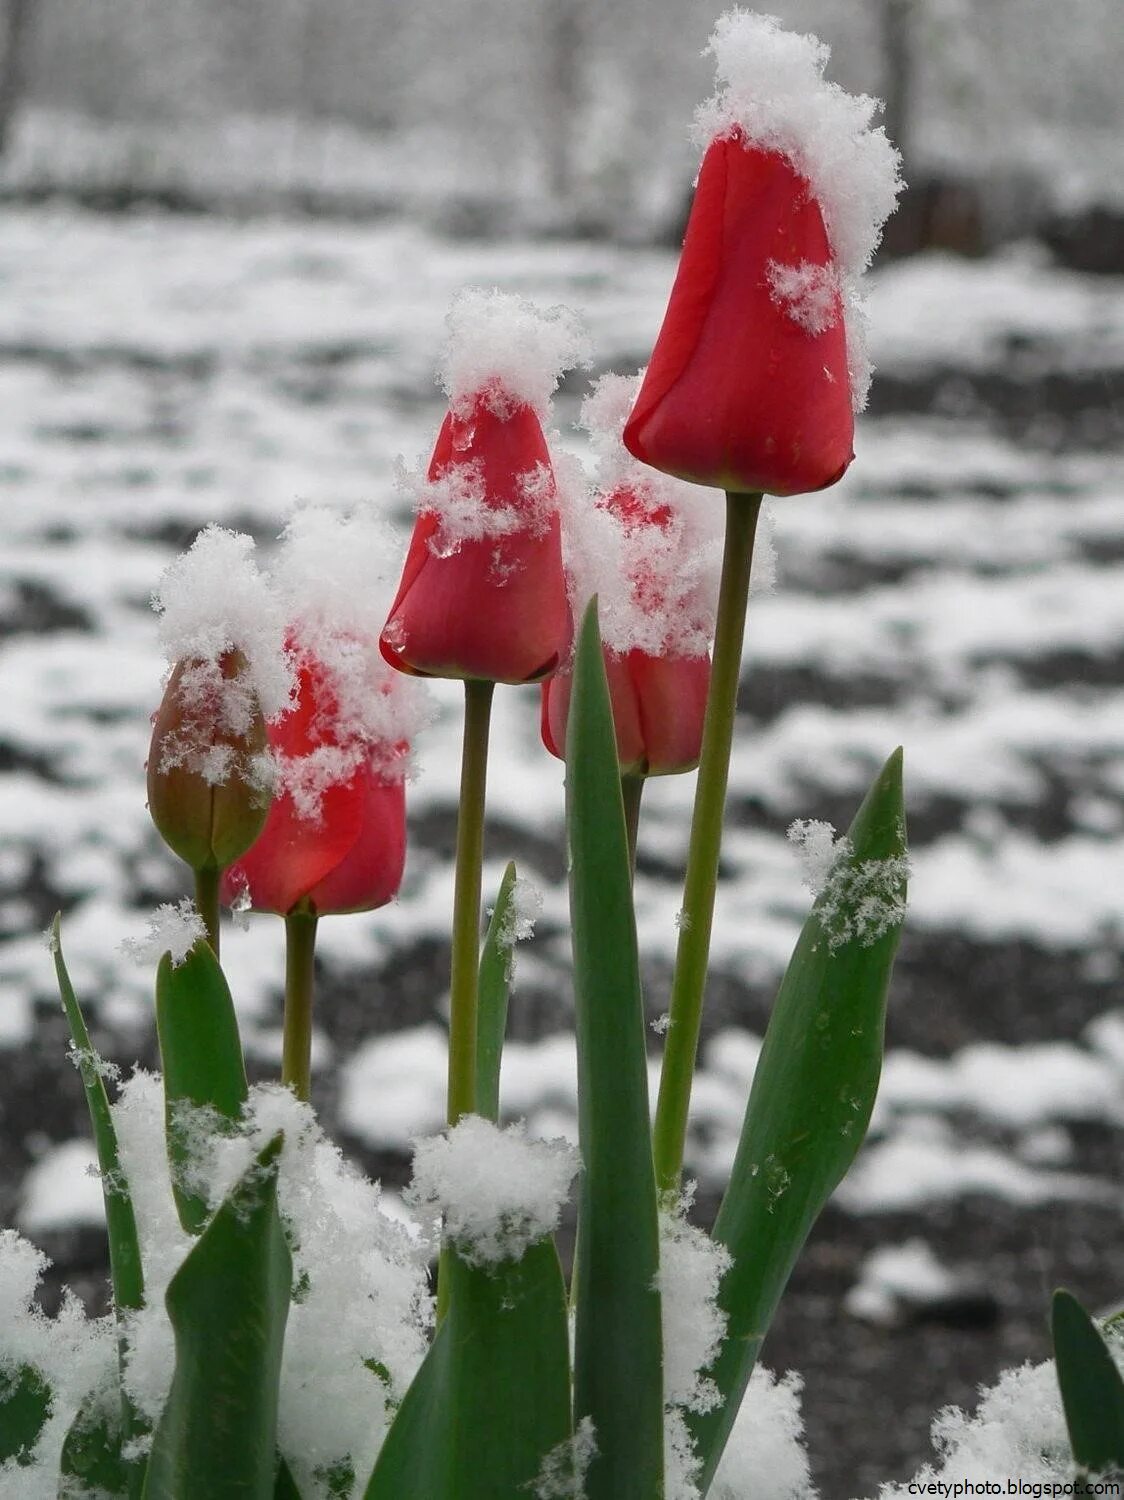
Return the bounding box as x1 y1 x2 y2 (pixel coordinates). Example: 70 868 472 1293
156 940 249 1234
52 916 144 1313
0 1363 50 1467
1053 1289 1124 1474
52 916 148 1495
362 1241 572 1500
695 749 907 1492
566 600 664 1500
142 1133 291 1500
476 861 518 1122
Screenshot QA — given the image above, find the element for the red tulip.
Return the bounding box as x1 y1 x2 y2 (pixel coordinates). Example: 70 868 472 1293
542 646 710 778
380 396 571 684
223 655 406 917
623 132 855 498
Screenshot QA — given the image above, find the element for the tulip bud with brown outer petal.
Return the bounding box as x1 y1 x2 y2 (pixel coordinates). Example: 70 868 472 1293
147 647 271 872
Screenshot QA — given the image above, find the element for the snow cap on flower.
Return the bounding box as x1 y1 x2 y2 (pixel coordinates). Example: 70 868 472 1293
223 504 427 917
439 286 590 420
694 11 902 277
272 503 432 797
153 525 294 722
149 527 293 868
568 373 726 659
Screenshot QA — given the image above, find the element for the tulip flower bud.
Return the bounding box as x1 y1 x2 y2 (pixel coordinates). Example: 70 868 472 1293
542 647 711 778
147 648 271 872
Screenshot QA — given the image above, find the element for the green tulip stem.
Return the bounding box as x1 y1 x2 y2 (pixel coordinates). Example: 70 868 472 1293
282 910 319 1102
437 678 495 1326
194 865 221 960
447 678 495 1126
652 490 763 1196
621 771 646 879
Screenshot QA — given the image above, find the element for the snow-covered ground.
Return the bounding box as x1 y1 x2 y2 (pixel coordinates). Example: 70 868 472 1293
0 206 1121 1495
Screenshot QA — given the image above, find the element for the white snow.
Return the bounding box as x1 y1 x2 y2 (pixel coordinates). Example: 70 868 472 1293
118 898 207 968
874 1341 1124 1494
153 524 293 721
532 1417 598 1500
693 12 903 277
709 1366 816 1500
270 504 433 799
405 1115 580 1267
0 1229 117 1500
439 287 590 419
17 1141 105 1234
767 260 842 336
844 1239 959 1325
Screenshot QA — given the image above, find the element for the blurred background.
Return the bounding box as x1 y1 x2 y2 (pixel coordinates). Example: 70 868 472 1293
0 2 1121 1496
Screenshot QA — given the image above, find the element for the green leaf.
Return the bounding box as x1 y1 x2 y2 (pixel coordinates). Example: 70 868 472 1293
476 861 518 1122
142 1133 291 1500
362 1240 572 1500
156 940 249 1234
694 749 908 1492
565 600 664 1500
51 917 145 1316
1053 1289 1124 1474
59 1383 132 1495
0 1363 50 1466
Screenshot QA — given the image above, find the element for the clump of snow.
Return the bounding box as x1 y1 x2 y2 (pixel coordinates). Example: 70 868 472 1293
692 11 903 411
202 1085 432 1498
693 12 902 277
651 1012 672 1036
709 1366 816 1500
439 287 590 420
561 373 728 659
531 1417 598 1500
111 1074 432 1499
0 1228 118 1498
845 1239 959 1325
394 456 558 564
152 524 294 720
406 1115 579 1267
266 504 433 818
875 1341 1124 1495
767 260 841 335
118 898 207 967
788 818 848 893
657 1191 731 1416
657 1191 733 1499
498 876 543 948
787 819 909 950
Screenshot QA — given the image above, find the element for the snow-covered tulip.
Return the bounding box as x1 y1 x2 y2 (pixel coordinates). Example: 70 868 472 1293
223 656 407 918
545 374 729 777
624 12 902 498
147 648 272 874
380 400 571 683
380 288 588 685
